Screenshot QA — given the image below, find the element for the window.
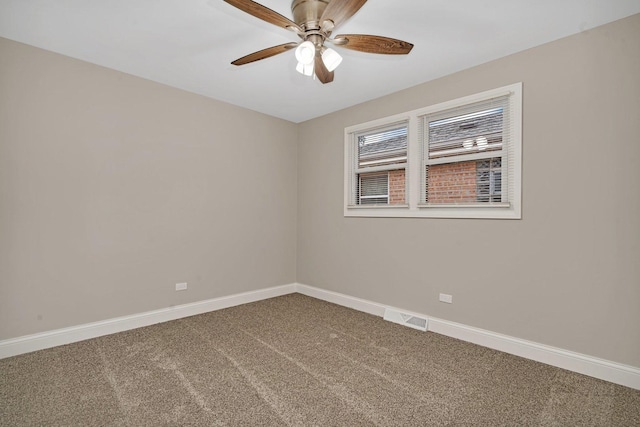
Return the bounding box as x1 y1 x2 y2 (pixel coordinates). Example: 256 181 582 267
344 83 522 219
421 96 510 207
347 123 408 207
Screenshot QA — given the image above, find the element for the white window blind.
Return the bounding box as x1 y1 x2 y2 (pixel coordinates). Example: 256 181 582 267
349 122 408 206
359 173 389 205
420 95 513 207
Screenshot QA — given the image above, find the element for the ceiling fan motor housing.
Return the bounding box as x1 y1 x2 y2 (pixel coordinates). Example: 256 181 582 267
292 0 330 31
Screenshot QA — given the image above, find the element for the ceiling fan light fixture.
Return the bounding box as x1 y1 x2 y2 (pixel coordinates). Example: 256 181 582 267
321 47 342 72
224 0 414 85
295 41 315 65
296 61 314 76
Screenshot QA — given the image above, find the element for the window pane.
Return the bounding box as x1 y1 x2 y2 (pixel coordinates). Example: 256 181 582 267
428 108 503 159
425 157 503 204
425 161 478 204
422 95 509 206
477 157 502 203
358 125 407 168
358 172 389 205
388 169 406 205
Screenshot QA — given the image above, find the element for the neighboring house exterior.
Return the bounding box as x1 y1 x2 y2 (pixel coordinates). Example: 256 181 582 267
357 132 407 205
356 107 503 205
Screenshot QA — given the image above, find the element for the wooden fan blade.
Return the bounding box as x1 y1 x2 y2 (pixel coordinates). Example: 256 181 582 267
231 42 298 66
320 0 367 29
314 52 334 84
224 0 301 32
333 34 413 54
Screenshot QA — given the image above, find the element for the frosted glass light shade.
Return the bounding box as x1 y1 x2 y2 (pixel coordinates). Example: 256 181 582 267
296 61 314 76
321 48 342 72
295 41 315 65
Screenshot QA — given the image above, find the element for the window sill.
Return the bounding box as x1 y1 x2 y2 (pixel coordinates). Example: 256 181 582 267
344 204 520 219
347 204 409 209
418 202 511 208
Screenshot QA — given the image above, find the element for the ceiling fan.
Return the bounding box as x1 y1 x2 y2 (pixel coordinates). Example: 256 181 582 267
223 0 414 84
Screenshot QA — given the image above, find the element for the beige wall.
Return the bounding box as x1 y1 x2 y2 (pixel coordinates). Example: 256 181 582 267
1 15 638 369
0 38 298 339
297 15 640 367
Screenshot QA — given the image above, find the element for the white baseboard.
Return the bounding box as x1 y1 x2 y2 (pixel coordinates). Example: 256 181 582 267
2 282 639 390
0 283 297 360
295 283 640 390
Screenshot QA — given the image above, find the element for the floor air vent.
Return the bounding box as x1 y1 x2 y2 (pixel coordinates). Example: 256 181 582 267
383 308 428 332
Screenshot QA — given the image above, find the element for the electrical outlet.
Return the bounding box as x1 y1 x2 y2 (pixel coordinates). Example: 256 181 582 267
175 282 188 291
439 293 453 304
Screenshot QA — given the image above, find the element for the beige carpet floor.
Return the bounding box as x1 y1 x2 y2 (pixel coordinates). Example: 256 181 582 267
1 293 639 426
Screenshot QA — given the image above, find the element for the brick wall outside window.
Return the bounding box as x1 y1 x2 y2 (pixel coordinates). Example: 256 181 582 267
389 169 406 205
426 161 477 203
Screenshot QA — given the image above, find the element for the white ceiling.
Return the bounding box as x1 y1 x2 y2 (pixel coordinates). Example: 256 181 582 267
1 0 639 123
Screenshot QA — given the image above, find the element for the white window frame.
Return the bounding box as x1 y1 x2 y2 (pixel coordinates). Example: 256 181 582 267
345 120 410 209
344 83 522 219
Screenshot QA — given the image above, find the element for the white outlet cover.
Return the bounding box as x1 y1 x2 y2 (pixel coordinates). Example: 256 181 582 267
439 293 453 304
175 283 188 291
